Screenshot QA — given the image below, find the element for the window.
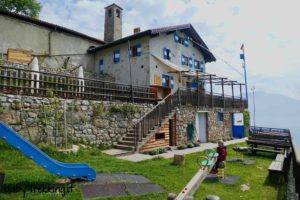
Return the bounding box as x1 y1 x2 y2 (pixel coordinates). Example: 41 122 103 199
181 55 188 66
189 57 193 68
116 9 120 18
174 33 189 47
108 8 112 17
194 59 200 69
200 61 205 72
178 36 185 45
113 50 120 63
218 112 224 122
163 48 171 60
161 74 172 87
130 44 141 57
99 59 104 75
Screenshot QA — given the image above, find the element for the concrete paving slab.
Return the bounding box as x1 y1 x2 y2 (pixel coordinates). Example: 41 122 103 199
94 173 150 184
102 149 131 156
118 138 247 162
80 173 163 199
243 160 255 165
81 183 127 199
126 183 165 195
219 175 240 185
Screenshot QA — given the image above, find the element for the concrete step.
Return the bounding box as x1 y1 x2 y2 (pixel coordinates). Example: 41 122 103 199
118 141 135 146
114 144 135 151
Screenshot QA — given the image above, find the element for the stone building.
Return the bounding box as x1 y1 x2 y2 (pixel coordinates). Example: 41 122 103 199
0 3 246 153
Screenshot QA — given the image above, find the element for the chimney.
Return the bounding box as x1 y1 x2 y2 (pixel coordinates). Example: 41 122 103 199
104 3 123 42
133 27 141 34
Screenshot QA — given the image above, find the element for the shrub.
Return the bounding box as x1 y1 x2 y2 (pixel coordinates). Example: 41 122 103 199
92 104 106 118
187 143 194 148
149 149 159 155
177 144 187 150
158 148 167 154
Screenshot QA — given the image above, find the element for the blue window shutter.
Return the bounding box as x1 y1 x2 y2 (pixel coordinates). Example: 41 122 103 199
114 50 120 62
137 44 142 56
200 60 204 72
194 59 198 69
170 76 174 89
191 79 197 88
181 54 185 65
99 59 104 75
184 37 189 47
161 74 166 86
163 48 167 59
218 112 223 122
174 33 179 43
168 49 171 61
189 57 193 68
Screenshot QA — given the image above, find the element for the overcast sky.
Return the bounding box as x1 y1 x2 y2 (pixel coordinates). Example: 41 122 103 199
39 0 300 100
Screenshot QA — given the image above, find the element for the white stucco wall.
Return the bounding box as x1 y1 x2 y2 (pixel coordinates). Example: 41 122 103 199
94 37 150 86
149 32 206 91
0 14 102 74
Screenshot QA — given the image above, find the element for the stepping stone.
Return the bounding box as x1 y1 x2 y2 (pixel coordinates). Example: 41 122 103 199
219 175 240 185
81 183 127 199
125 183 165 195
228 157 243 162
243 160 255 165
94 173 150 184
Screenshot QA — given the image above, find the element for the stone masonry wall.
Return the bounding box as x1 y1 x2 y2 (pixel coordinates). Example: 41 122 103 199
0 93 152 147
176 106 240 145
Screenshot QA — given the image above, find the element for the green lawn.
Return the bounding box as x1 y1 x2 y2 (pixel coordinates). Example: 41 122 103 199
0 141 286 200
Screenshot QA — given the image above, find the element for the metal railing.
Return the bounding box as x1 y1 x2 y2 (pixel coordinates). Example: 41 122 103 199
0 65 156 103
133 90 180 150
178 88 247 109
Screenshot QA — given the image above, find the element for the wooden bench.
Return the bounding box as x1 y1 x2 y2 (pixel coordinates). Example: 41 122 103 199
268 154 286 174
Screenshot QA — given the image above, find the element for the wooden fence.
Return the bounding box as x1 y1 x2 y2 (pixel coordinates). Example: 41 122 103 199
0 65 156 103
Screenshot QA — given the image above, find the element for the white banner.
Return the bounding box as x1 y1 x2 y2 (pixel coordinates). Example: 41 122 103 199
233 113 244 126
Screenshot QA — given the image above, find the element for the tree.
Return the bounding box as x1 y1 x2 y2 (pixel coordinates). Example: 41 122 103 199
0 0 42 19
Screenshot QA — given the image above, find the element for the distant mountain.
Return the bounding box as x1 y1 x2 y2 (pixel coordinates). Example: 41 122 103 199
247 91 300 142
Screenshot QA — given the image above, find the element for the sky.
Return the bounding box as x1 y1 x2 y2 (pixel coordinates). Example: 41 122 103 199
39 0 300 100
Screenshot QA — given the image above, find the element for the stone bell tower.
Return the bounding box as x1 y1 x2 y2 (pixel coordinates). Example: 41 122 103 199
104 3 123 42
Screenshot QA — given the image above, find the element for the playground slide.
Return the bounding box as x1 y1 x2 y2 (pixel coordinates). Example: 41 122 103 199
0 122 96 181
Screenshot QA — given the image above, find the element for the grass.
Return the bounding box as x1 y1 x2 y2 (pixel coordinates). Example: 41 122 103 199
0 140 286 200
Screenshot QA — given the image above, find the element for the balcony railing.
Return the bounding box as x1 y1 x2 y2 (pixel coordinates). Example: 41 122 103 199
0 65 156 103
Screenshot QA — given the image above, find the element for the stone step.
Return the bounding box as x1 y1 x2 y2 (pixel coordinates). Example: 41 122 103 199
122 137 135 141
118 141 135 146
114 144 135 151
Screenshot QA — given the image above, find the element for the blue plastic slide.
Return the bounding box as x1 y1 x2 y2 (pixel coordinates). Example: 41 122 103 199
0 122 96 181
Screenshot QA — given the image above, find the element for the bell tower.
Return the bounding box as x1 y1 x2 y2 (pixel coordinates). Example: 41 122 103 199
104 3 123 42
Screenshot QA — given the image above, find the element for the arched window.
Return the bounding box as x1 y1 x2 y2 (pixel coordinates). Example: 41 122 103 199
116 9 120 18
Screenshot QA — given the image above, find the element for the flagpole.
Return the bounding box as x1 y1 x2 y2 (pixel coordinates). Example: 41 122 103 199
242 46 249 105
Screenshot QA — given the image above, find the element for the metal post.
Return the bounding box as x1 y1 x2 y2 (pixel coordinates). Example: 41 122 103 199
196 71 199 106
127 40 134 103
242 47 249 105
231 81 234 107
239 84 243 106
221 78 225 108
209 75 213 106
251 86 256 132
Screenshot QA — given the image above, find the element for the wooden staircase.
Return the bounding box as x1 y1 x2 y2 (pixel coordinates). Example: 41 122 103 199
114 91 180 152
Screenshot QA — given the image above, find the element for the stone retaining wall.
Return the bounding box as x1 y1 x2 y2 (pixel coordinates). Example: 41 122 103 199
0 94 152 147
